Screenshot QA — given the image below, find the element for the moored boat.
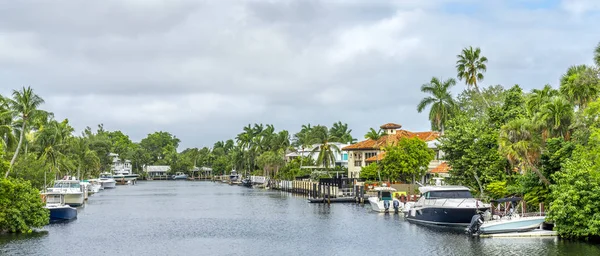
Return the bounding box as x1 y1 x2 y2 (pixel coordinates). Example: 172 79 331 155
172 172 188 180
467 197 546 235
45 179 85 207
406 185 488 227
99 173 117 189
43 192 78 223
368 186 402 213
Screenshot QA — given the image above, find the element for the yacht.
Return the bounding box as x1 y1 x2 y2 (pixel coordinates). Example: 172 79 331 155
406 185 488 227
45 179 85 207
43 192 78 223
99 173 117 189
229 170 240 183
86 179 102 194
109 153 139 182
172 172 188 180
368 186 402 213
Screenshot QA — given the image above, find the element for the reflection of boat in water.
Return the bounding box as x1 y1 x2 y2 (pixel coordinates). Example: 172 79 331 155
43 193 78 223
467 197 546 235
172 172 188 180
368 187 402 213
406 185 488 227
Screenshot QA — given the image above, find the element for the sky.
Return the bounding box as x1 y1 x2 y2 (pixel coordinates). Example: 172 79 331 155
0 0 599 150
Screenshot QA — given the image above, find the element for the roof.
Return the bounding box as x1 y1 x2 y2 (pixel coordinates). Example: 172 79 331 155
365 152 386 162
380 123 402 129
430 162 450 174
418 185 470 194
145 165 171 173
342 130 439 151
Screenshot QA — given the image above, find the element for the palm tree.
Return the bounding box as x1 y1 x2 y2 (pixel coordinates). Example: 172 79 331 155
293 125 314 169
364 128 384 140
526 84 558 116
35 119 75 179
5 86 46 178
537 96 574 139
310 125 341 169
594 41 600 67
417 77 457 133
329 121 356 144
0 97 16 151
456 46 489 106
498 118 550 186
559 64 600 109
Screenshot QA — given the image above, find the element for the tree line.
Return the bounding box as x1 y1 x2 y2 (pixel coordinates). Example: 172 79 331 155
415 42 600 239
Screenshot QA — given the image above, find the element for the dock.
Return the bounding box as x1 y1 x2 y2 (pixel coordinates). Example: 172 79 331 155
479 229 557 238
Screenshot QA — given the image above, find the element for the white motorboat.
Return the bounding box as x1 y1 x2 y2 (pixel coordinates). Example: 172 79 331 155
110 154 139 182
406 185 488 227
467 197 546 235
86 179 102 194
46 179 85 207
368 186 403 213
99 173 117 189
172 172 188 180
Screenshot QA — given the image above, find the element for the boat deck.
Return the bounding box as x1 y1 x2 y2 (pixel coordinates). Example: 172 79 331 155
480 229 557 238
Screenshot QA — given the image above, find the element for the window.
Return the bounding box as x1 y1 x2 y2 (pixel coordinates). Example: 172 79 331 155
365 152 377 159
428 190 473 199
342 153 348 161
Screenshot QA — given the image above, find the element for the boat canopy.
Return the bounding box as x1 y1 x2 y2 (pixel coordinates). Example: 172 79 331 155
418 185 470 194
491 197 523 203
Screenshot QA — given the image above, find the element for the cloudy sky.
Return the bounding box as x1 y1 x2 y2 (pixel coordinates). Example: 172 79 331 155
1 0 599 149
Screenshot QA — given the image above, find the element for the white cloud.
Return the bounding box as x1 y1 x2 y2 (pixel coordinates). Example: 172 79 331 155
561 0 600 15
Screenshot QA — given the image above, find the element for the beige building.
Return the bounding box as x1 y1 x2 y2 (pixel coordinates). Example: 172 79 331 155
342 122 448 179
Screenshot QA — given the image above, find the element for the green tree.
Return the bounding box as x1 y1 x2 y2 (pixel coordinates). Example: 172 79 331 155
309 125 340 169
293 124 315 169
526 84 558 117
329 121 356 144
364 128 384 140
559 64 600 109
456 46 489 106
5 86 47 178
417 77 456 133
256 150 285 177
594 41 600 67
139 131 180 165
498 118 550 186
380 137 434 183
359 162 380 181
537 96 574 139
0 178 49 233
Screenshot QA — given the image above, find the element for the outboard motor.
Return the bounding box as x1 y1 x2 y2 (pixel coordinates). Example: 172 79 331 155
393 200 400 214
466 213 484 235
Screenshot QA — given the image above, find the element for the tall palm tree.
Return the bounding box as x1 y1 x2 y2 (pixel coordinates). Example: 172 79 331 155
498 118 550 186
329 121 356 144
35 119 75 179
310 125 341 169
293 125 314 169
559 64 600 109
0 97 16 151
364 128 384 140
417 77 456 133
456 46 489 106
526 84 558 117
537 96 574 139
5 86 46 178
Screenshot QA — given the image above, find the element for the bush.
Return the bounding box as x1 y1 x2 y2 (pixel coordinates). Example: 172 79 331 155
0 178 49 233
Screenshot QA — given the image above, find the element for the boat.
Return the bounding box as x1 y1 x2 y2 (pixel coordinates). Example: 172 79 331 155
99 173 117 189
86 179 102 194
229 170 240 182
43 192 78 223
172 172 188 180
467 197 546 235
405 185 488 227
45 179 85 207
368 186 403 213
109 153 139 183
241 178 252 188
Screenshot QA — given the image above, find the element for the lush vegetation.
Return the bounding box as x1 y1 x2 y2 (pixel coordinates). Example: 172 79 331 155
0 178 49 233
417 42 600 239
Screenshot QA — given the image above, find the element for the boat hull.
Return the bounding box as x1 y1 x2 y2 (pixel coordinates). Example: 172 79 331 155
368 197 403 213
100 180 116 189
46 206 78 223
479 216 546 234
406 207 489 227
172 175 188 180
113 174 139 182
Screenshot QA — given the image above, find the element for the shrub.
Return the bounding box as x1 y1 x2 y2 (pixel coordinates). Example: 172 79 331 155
0 178 49 233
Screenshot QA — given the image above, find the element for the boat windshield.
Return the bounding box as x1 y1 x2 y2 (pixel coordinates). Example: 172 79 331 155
426 190 473 199
53 182 81 189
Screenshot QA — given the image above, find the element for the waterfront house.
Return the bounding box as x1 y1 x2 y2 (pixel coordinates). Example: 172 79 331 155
109 153 132 174
342 122 446 180
285 142 350 168
144 165 171 178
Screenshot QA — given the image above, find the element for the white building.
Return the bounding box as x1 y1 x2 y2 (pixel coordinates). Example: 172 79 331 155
144 165 171 177
285 142 350 168
109 153 132 174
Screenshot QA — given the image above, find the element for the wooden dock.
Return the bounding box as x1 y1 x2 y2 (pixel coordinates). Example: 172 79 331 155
479 229 557 238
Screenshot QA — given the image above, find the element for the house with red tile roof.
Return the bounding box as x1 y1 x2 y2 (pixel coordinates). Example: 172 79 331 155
342 122 449 180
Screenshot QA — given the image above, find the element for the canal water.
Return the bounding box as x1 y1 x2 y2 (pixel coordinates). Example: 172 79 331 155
1 181 599 256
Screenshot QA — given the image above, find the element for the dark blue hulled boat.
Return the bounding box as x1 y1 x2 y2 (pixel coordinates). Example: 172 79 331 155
43 193 78 223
